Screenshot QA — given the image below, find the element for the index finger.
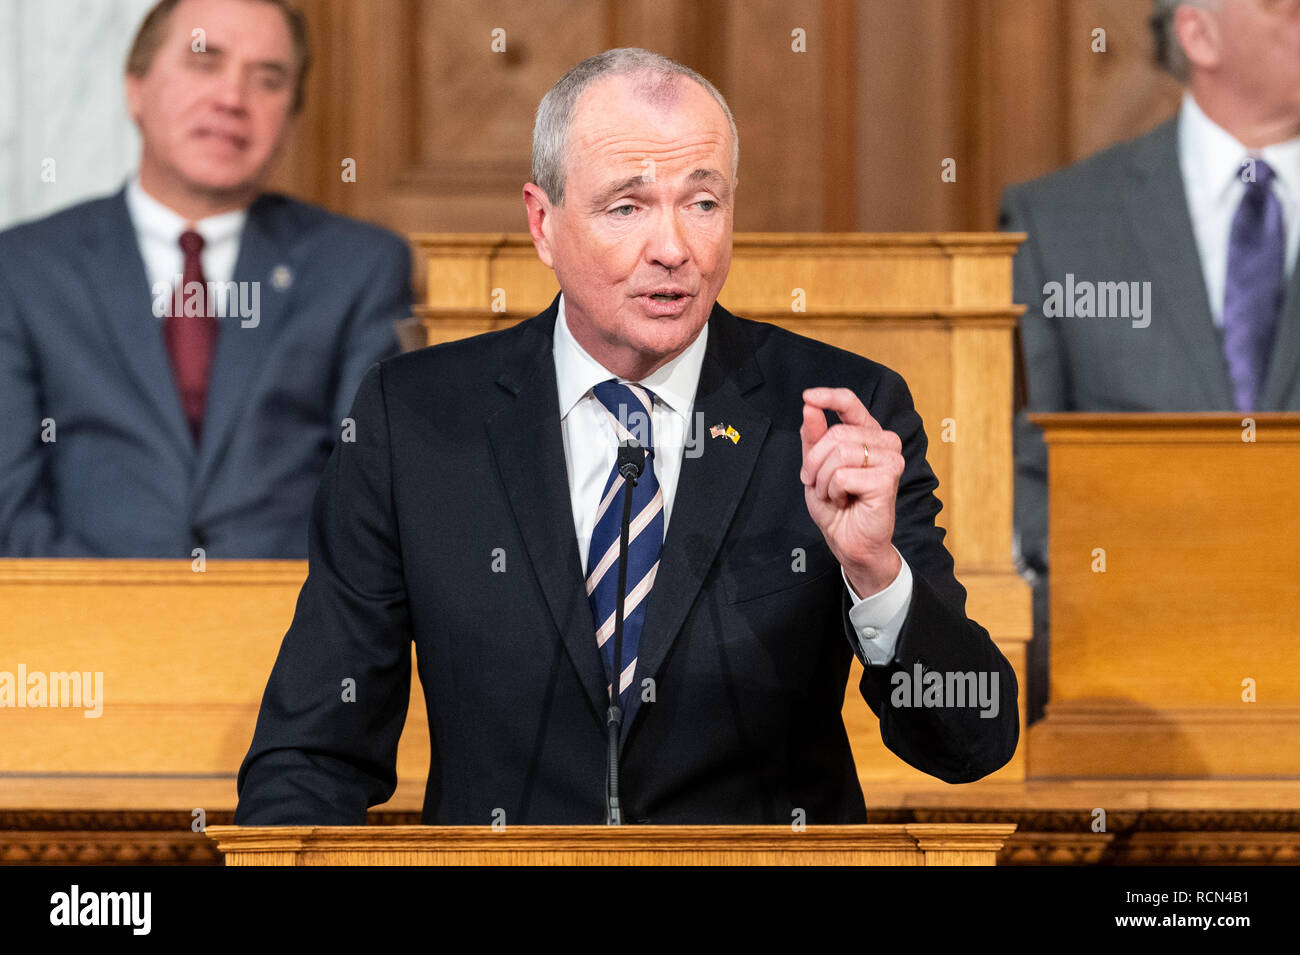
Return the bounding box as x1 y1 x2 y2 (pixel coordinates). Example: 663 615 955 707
801 387 879 430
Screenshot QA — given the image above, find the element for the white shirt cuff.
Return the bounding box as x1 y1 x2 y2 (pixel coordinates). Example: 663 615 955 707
842 548 913 667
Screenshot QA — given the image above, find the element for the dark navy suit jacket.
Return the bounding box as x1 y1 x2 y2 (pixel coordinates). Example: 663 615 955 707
235 298 1019 824
0 187 410 557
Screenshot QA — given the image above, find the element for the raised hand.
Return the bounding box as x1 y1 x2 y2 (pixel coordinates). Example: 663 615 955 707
799 387 904 596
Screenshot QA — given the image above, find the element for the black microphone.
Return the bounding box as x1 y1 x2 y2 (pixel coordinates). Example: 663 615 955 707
617 441 645 481
606 439 644 825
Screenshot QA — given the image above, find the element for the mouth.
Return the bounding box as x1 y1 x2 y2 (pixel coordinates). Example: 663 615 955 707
193 128 250 150
633 288 694 316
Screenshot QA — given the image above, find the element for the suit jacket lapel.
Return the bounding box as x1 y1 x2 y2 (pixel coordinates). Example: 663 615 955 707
622 304 769 742
486 299 611 729
1259 262 1300 409
89 189 194 459
1123 118 1236 408
193 195 292 492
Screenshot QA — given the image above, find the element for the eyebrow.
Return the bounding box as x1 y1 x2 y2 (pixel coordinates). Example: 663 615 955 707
589 176 649 210
250 60 290 76
192 44 291 74
686 168 731 198
589 167 731 209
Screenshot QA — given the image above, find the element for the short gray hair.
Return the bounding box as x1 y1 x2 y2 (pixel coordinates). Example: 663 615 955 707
1151 0 1220 82
531 47 739 205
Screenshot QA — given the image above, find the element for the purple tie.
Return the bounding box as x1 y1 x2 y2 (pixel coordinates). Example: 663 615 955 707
1223 158 1285 412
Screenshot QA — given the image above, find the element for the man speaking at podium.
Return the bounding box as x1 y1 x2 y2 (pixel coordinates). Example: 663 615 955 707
236 49 1018 825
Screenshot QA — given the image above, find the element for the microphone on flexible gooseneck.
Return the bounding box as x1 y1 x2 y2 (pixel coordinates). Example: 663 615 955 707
605 439 645 826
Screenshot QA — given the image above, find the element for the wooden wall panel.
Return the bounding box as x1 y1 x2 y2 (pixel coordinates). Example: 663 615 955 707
268 1 1184 236
724 0 824 231
855 0 966 232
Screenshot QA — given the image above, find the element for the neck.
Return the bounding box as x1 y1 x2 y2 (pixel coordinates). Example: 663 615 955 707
1189 82 1300 150
137 164 256 222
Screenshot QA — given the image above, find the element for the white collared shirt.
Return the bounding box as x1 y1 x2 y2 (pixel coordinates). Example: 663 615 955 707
125 175 248 317
553 293 911 667
1179 91 1300 327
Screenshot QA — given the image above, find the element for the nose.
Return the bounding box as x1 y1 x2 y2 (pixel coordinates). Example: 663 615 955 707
212 65 249 113
646 206 689 271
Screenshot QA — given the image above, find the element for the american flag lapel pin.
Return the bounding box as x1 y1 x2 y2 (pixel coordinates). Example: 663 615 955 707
709 422 740 444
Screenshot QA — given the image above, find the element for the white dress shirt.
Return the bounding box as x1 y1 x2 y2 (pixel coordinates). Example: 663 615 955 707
553 294 912 666
1178 92 1300 327
124 175 248 317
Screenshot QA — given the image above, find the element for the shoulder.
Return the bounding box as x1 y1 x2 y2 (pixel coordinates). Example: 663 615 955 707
1002 117 1176 211
254 193 410 267
0 193 120 256
373 312 539 394
365 304 916 415
727 309 911 403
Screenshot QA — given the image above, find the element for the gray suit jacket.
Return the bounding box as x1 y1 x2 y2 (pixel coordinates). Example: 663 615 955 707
1000 116 1300 577
0 187 411 557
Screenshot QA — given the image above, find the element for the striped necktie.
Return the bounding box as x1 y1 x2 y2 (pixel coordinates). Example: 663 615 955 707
585 379 664 710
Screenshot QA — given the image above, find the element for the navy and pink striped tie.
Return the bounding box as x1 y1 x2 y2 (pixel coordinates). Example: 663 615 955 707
585 379 664 707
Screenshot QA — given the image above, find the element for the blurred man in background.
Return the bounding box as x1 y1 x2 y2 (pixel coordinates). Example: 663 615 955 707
1002 0 1300 721
0 0 410 558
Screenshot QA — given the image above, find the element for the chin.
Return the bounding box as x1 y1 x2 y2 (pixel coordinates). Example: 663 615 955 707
636 320 703 356
183 163 264 196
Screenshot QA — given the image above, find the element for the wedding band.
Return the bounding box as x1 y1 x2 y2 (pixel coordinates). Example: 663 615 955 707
863 444 870 467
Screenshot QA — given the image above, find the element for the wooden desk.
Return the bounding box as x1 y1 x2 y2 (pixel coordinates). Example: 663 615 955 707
1027 413 1300 777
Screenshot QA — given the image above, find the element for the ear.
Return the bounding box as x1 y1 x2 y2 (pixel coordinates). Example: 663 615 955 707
124 73 143 125
523 182 555 269
1174 2 1222 73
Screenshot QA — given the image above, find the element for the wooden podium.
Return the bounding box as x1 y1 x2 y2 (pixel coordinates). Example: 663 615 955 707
1027 413 1300 777
205 824 1016 866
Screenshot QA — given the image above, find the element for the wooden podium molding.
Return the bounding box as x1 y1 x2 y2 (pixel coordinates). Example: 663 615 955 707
205 824 1016 866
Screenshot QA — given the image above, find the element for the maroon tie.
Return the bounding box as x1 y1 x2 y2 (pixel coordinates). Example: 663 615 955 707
164 230 218 443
